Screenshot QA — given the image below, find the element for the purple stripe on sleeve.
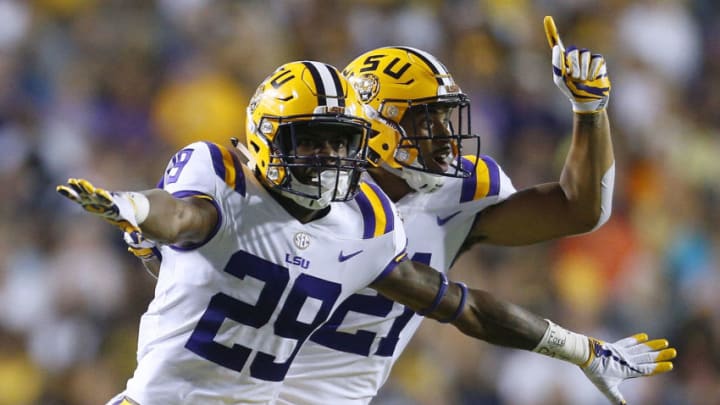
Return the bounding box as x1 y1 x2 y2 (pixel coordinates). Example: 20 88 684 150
355 190 376 239
481 155 500 196
168 190 222 251
459 157 477 203
230 151 246 196
372 247 408 284
204 141 227 182
366 182 394 234
157 175 165 189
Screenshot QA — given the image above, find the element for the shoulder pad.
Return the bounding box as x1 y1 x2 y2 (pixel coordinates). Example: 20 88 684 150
355 181 396 239
459 155 500 203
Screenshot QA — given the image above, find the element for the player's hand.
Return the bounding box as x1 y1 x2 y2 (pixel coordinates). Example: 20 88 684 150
544 16 611 113
124 231 160 261
125 230 162 279
57 178 144 234
581 333 676 404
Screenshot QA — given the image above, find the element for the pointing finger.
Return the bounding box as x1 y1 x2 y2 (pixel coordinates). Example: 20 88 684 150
544 16 565 51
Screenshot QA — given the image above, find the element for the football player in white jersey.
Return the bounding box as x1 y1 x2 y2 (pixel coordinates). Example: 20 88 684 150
276 18 671 405
64 59 673 405
59 60 415 404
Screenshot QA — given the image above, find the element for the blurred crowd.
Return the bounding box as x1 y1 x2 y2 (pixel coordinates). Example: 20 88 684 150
0 0 718 404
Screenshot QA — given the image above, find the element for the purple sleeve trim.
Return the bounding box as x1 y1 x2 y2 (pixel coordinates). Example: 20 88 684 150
168 190 222 251
371 249 408 284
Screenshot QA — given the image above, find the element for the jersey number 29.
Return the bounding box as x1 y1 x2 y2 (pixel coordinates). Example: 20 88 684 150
185 250 341 381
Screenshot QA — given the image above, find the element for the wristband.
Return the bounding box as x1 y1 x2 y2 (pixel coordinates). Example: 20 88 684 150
532 319 590 365
418 272 448 316
124 192 150 225
439 281 467 323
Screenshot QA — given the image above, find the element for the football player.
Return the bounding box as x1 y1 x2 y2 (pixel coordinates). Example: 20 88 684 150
276 17 667 405
80 60 671 405
60 61 410 404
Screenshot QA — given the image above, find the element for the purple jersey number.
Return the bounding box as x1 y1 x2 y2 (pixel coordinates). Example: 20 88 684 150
185 250 342 381
165 148 193 184
309 252 431 357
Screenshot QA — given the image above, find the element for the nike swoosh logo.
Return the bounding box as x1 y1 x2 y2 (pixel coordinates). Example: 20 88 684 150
436 211 462 226
338 250 364 262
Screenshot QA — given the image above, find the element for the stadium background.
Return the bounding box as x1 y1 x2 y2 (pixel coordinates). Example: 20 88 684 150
0 0 718 404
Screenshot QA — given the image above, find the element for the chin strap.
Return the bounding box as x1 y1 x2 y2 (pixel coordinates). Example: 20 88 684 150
381 163 445 193
282 190 330 210
231 137 256 169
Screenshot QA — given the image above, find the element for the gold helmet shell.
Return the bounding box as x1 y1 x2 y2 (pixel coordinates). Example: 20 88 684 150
343 46 479 185
246 61 372 207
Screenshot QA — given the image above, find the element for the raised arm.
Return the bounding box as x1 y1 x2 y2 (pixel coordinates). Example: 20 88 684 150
467 16 614 246
371 259 676 404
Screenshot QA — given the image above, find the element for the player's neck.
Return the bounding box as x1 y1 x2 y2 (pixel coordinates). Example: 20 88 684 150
367 167 413 202
268 188 331 224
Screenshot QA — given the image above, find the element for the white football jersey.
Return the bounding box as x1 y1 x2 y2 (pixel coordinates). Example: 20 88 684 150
279 155 515 405
121 142 408 405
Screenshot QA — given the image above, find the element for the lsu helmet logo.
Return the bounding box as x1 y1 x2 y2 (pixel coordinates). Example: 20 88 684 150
350 73 380 104
247 86 263 115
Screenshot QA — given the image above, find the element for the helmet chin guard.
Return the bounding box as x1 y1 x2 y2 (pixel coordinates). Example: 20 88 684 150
281 170 351 209
381 161 446 193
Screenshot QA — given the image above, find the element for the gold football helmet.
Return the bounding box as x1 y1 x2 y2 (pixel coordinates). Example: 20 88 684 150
343 46 480 192
245 61 372 209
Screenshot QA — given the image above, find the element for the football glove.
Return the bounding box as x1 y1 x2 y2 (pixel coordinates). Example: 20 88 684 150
125 230 161 279
56 178 149 234
124 231 160 261
581 333 676 404
544 16 611 113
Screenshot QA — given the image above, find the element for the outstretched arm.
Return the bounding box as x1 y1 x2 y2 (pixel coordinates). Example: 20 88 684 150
467 16 614 246
372 259 676 404
57 179 217 246
138 188 217 245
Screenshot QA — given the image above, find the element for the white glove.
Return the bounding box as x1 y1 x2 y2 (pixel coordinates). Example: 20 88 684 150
544 16 611 113
57 178 149 234
582 333 676 404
